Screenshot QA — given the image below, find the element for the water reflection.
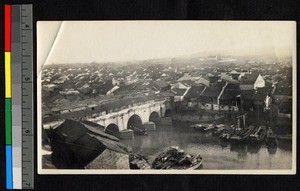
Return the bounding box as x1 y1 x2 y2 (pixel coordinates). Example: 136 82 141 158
121 123 292 170
219 138 230 148
267 146 277 155
230 143 247 160
247 143 262 154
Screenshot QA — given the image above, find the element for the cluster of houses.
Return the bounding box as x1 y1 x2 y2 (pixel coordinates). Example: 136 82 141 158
42 62 292 120
164 71 292 119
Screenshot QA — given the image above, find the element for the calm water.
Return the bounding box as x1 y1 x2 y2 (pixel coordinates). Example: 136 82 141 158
122 122 292 170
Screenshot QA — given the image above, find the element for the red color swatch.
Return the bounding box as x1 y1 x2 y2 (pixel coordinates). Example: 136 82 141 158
5 5 11 52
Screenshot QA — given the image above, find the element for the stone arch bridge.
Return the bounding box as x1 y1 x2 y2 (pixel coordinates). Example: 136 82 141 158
86 99 169 135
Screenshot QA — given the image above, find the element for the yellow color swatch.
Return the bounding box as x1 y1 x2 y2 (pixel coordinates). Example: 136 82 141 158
5 52 11 98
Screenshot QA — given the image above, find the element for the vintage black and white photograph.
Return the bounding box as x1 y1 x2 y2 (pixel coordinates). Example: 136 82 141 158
37 21 296 174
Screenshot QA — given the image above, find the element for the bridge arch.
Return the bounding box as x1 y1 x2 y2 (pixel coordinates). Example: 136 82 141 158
165 109 172 117
127 114 143 130
105 123 120 138
149 111 161 125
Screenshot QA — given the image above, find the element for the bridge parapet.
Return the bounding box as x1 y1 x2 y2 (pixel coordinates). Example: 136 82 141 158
86 99 167 131
43 97 169 132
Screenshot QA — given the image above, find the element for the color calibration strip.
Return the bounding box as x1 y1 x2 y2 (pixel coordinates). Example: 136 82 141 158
5 4 13 189
12 5 22 189
5 4 34 189
20 4 34 189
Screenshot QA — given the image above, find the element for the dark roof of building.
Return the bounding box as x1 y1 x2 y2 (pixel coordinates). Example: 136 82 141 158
200 82 225 98
254 87 270 101
273 81 292 96
277 99 292 114
199 87 218 98
153 80 170 89
208 76 220 83
180 80 198 87
219 83 240 100
265 81 273 88
172 88 188 96
159 90 176 97
185 86 206 99
273 87 292 96
231 73 240 79
95 81 115 94
200 76 210 81
241 90 256 100
241 72 260 85
196 76 210 86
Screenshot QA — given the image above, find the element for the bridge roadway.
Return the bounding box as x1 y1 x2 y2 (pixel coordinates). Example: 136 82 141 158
87 99 167 133
43 96 171 134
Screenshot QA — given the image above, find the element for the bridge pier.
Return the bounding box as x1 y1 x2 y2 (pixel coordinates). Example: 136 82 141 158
86 100 168 136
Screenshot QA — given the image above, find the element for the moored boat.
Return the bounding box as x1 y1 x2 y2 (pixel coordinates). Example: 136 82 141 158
129 153 151 169
248 125 267 143
219 132 231 140
212 127 228 136
229 125 255 142
192 123 214 132
131 126 148 136
152 146 203 170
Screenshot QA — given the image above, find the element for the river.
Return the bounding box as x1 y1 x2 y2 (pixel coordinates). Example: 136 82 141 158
121 122 292 170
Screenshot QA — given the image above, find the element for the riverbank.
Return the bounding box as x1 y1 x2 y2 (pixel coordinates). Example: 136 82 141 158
123 123 292 170
41 119 293 170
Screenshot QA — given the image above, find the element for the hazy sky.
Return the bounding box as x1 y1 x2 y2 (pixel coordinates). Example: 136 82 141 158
37 21 295 70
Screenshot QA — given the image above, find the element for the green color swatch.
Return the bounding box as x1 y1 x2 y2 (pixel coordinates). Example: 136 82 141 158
5 98 12 145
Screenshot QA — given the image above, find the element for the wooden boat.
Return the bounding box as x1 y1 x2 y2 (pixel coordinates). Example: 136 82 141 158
48 119 132 169
219 128 235 140
192 123 214 132
129 153 151 169
203 124 214 132
219 132 231 140
131 126 148 136
229 125 255 142
212 127 228 136
152 146 203 170
191 124 205 131
241 126 255 139
248 126 267 143
213 124 228 134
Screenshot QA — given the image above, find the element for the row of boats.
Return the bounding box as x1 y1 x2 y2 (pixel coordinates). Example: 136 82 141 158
191 122 278 148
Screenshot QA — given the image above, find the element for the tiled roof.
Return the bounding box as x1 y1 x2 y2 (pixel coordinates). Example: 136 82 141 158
241 90 256 100
172 88 188 96
219 84 240 100
200 83 224 98
185 86 206 99
254 87 270 101
273 81 292 96
153 80 170 88
180 80 197 87
95 81 115 94
273 87 292 96
241 72 260 85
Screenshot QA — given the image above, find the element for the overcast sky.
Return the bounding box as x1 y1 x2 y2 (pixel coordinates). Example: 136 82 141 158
37 21 295 71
